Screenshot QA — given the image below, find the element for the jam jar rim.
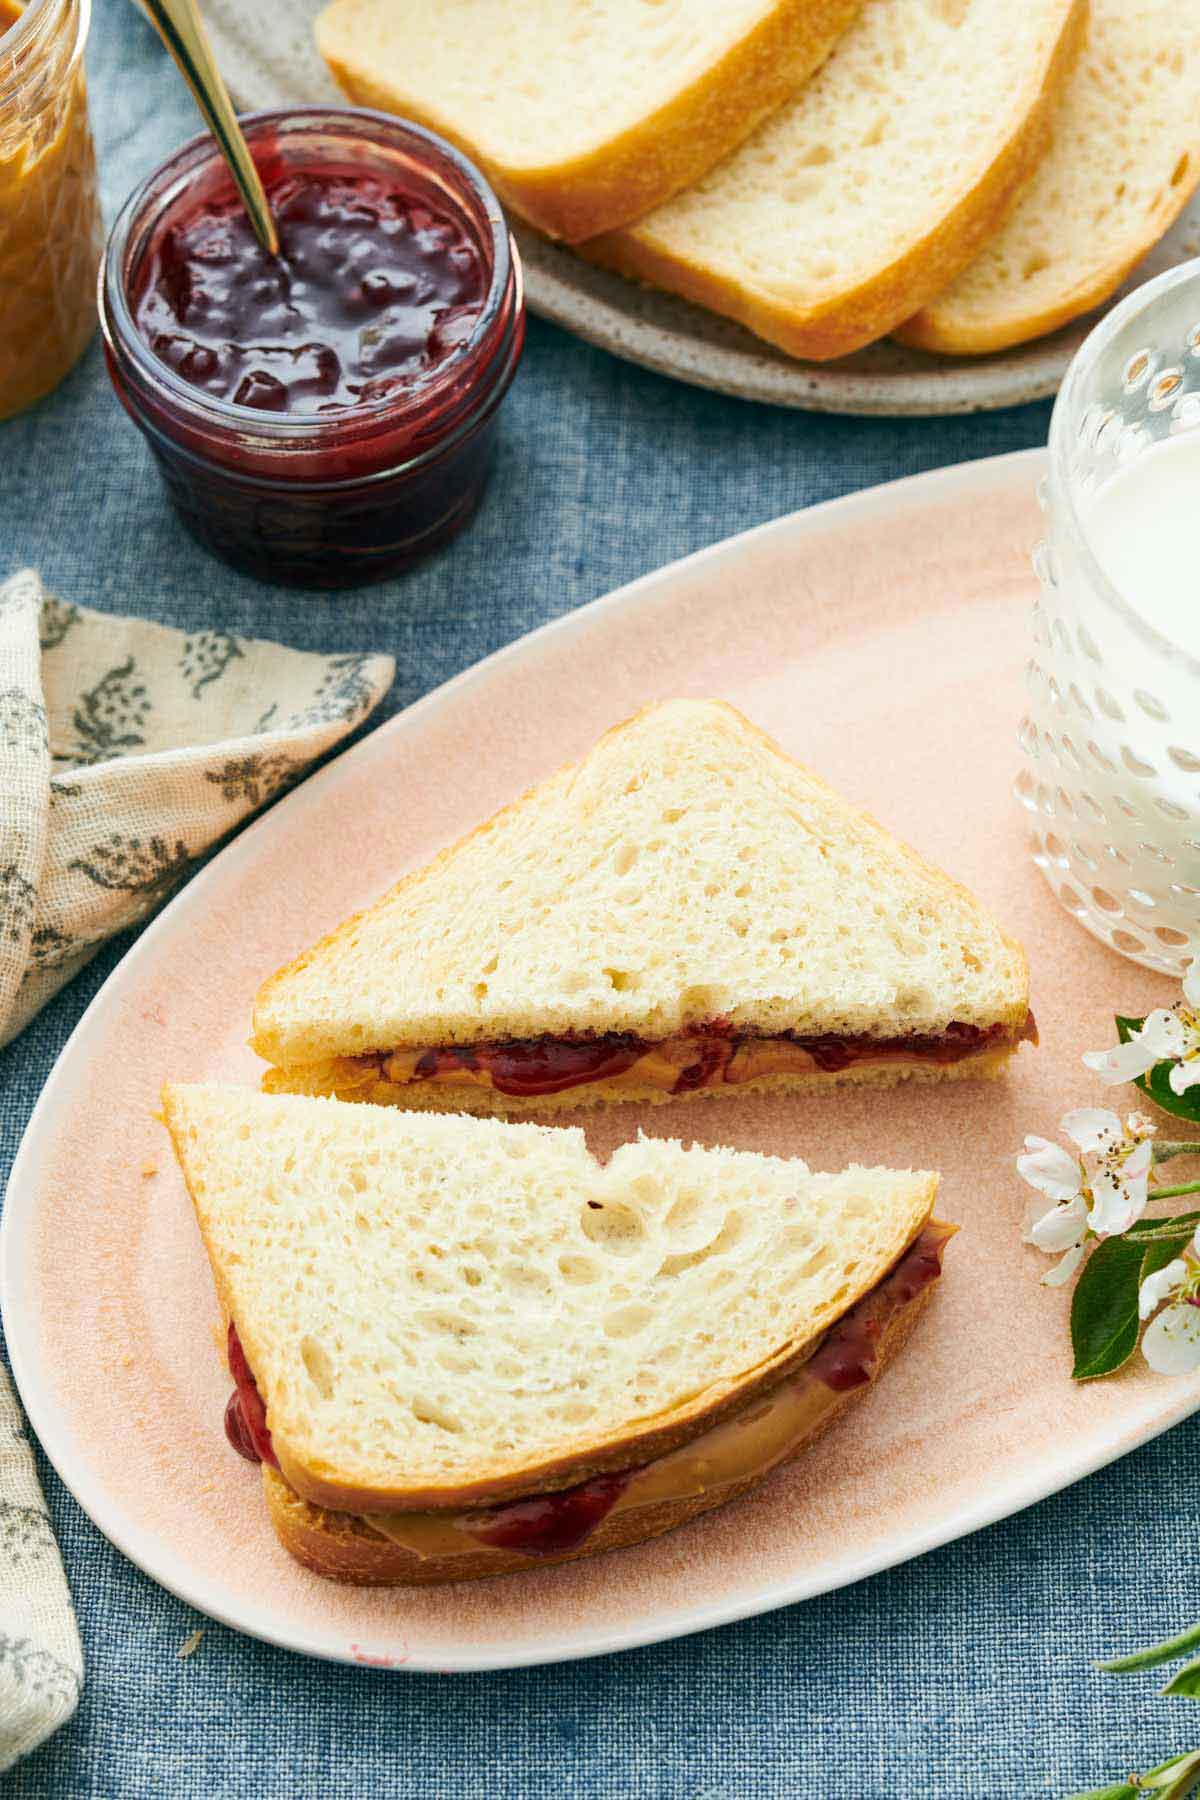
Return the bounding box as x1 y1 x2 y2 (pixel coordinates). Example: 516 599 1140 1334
0 0 90 111
99 104 520 453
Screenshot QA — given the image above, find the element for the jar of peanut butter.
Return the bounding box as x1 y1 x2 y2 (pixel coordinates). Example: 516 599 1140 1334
0 0 100 421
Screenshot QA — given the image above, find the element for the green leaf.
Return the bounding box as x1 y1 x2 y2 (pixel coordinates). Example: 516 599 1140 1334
1100 1621 1200 1673
1067 1756 1200 1800
1071 1234 1146 1379
1147 1749 1200 1797
1116 1016 1200 1125
1164 1659 1200 1699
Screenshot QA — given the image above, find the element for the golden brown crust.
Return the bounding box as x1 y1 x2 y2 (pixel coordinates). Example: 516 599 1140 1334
263 1278 938 1583
581 0 1087 361
317 0 863 244
895 150 1200 354
251 698 1030 1071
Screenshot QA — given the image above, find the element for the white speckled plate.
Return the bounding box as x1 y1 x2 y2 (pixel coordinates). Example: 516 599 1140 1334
189 0 1200 416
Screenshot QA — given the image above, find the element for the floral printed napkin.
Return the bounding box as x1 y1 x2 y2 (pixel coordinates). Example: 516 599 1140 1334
0 566 394 1047
0 565 393 1767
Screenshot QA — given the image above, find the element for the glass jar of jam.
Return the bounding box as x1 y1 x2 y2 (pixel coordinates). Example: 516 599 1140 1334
0 0 101 421
99 108 524 588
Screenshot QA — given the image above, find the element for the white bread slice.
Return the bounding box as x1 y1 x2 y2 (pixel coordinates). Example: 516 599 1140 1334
260 1247 940 1584
897 0 1200 355
251 700 1029 1096
162 1082 936 1513
315 0 864 244
584 0 1086 361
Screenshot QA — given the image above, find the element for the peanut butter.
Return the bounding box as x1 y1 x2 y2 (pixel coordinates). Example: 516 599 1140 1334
368 1016 1033 1101
0 0 100 420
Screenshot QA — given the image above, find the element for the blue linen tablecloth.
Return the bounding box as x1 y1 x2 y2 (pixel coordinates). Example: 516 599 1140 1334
3 3 1198 1792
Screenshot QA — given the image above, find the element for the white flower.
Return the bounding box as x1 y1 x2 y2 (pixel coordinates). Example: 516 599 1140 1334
1018 1109 1157 1283
1090 1136 1153 1235
1083 958 1200 1095
1142 1303 1200 1375
1136 1228 1200 1375
1017 1134 1082 1201
1139 1257 1190 1319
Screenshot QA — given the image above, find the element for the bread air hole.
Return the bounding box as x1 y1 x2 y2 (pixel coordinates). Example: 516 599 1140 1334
417 1309 478 1339
659 1211 745 1279
299 1335 335 1401
411 1397 463 1434
557 1252 602 1285
603 1303 654 1340
500 1261 552 1299
613 842 638 876
580 1201 646 1255
604 967 639 992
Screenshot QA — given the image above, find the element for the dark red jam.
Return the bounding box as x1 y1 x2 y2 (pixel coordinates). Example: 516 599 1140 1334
396 1012 1036 1099
224 1322 279 1468
465 1471 633 1557
100 109 523 588
134 171 486 415
807 1223 952 1393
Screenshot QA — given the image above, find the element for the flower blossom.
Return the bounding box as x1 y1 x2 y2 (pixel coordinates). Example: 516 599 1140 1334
1018 1109 1156 1284
1083 960 1200 1096
1138 1226 1200 1375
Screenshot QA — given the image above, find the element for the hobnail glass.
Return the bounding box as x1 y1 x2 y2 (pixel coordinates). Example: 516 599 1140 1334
1020 259 1200 975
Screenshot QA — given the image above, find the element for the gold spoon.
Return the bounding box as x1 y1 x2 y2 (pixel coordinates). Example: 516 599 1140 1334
139 0 280 256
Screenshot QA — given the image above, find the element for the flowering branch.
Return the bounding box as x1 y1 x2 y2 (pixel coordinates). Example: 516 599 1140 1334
1024 964 1200 1794
1019 959 1200 1379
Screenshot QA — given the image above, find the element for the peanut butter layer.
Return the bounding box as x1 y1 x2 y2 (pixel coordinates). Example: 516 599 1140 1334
362 1016 1036 1101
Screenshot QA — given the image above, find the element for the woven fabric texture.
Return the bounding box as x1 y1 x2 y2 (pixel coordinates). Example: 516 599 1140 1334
3 1 1199 1794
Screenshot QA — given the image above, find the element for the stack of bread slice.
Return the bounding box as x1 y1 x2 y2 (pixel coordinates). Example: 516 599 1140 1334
317 0 1200 362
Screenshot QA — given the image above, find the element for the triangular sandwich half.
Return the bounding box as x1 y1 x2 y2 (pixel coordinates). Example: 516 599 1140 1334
252 700 1032 1115
162 1084 950 1584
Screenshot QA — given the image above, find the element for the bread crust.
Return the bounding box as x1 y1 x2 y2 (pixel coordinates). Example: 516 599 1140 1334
252 698 1030 1071
582 0 1087 361
316 0 863 244
896 163 1200 356
263 1276 938 1583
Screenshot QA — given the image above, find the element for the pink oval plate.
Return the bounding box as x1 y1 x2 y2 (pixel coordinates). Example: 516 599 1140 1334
3 447 1194 1671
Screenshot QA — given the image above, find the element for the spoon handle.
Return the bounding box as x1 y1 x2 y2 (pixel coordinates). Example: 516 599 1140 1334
140 0 280 257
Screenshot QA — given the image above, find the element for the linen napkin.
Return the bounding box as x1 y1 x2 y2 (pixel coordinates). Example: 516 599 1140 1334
0 565 393 1767
0 567 394 1047
0 1384 83 1772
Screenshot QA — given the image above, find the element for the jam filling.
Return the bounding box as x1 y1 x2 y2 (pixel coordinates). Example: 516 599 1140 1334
225 1323 279 1468
134 168 486 415
464 1471 635 1556
375 1012 1036 1099
806 1227 950 1392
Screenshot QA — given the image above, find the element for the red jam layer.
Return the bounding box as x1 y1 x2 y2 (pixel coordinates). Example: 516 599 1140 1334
134 170 486 415
389 1013 1036 1098
225 1323 278 1468
806 1225 950 1392
465 1472 634 1556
